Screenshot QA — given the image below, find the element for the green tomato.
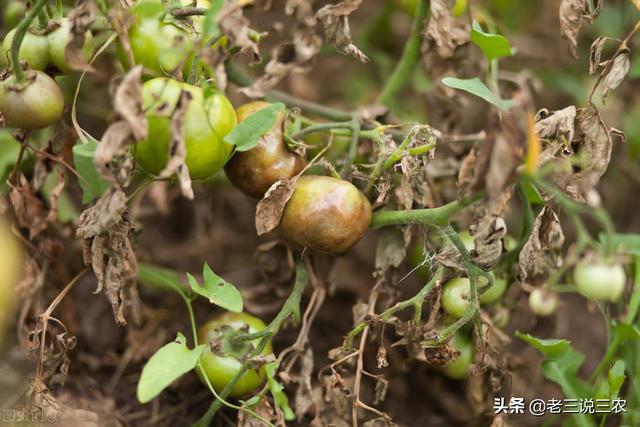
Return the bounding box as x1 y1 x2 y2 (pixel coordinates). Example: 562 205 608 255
47 18 95 74
0 71 65 130
3 1 25 30
458 230 475 252
574 261 626 302
408 242 431 279
125 0 209 76
135 78 236 180
479 276 507 305
528 288 558 317
442 274 505 317
281 175 372 254
0 218 21 344
3 29 50 71
197 312 272 397
441 333 474 380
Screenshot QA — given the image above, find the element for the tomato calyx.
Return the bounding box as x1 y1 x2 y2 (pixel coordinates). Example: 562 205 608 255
204 323 256 362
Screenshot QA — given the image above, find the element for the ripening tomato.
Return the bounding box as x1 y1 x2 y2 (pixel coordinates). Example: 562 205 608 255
0 71 65 130
197 312 272 397
135 78 236 180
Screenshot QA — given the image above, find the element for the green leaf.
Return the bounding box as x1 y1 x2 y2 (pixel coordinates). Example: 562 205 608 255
607 360 626 399
187 263 243 312
520 179 545 205
265 362 295 421
515 332 571 357
613 323 640 341
600 232 640 256
441 77 514 111
137 333 206 404
223 103 285 151
470 21 513 61
72 142 110 204
138 263 188 297
203 0 224 38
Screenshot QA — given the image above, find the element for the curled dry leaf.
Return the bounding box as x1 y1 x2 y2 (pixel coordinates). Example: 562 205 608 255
518 206 564 282
240 31 321 98
95 66 147 187
218 1 260 62
316 0 369 63
534 106 576 143
426 0 463 58
10 173 65 240
374 226 411 275
64 1 97 72
292 347 315 419
589 36 609 75
77 188 138 325
601 51 630 102
255 177 298 236
470 216 507 269
574 105 612 194
559 0 586 57
237 398 281 427
158 90 193 200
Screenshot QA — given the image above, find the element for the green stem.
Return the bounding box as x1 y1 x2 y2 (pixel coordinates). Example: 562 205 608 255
11 0 49 83
225 63 353 121
194 261 309 426
291 121 353 140
376 0 428 105
369 193 482 229
340 119 361 178
345 266 445 348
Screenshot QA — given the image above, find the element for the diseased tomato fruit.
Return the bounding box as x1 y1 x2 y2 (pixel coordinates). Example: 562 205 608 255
0 218 21 343
225 101 306 198
126 0 209 76
441 333 474 380
2 29 50 71
281 176 372 254
528 288 558 317
47 18 95 74
197 312 272 397
0 71 65 130
573 261 626 302
135 78 236 180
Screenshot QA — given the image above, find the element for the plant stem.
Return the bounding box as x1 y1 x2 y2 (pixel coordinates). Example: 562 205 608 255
376 0 428 105
369 193 482 229
225 63 353 121
340 119 361 178
291 121 353 140
194 261 309 426
11 0 49 83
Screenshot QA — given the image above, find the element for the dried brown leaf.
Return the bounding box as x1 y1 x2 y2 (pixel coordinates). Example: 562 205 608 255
602 51 630 101
518 206 564 282
238 398 280 427
113 66 147 141
574 105 612 193
534 106 577 143
589 36 609 74
316 0 369 63
255 177 298 235
426 0 459 58
9 173 64 239
218 1 260 62
559 0 586 57
64 1 97 72
375 226 411 275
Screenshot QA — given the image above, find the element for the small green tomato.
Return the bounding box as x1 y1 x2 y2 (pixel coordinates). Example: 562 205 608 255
197 312 273 397
528 288 558 317
441 333 474 380
2 29 50 71
573 261 626 302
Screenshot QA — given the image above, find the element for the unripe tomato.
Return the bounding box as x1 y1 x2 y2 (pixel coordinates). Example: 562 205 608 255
441 274 505 317
457 230 475 252
281 176 372 254
0 218 21 342
3 1 25 30
573 261 626 302
0 71 65 130
2 29 50 71
126 0 208 76
528 288 558 317
225 102 306 198
135 78 236 180
197 312 272 397
47 18 95 74
441 333 474 380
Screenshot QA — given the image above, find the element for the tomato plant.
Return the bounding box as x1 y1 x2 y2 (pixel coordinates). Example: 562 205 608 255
281 175 372 254
197 312 273 397
135 78 236 180
225 101 306 198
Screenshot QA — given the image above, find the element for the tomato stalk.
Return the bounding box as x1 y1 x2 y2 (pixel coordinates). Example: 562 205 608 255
10 0 49 84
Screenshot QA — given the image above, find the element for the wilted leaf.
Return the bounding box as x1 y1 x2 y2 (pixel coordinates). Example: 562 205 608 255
442 77 513 111
63 1 97 72
113 66 147 142
470 20 512 61
602 52 630 101
534 106 576 143
426 0 456 58
224 103 285 151
375 226 411 275
589 36 609 75
255 177 298 235
316 0 369 63
9 173 64 239
518 206 564 282
217 1 261 61
559 0 586 57
136 333 205 403
186 263 243 312
574 105 612 193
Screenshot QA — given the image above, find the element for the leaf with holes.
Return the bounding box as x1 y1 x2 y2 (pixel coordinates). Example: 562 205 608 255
187 263 243 312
